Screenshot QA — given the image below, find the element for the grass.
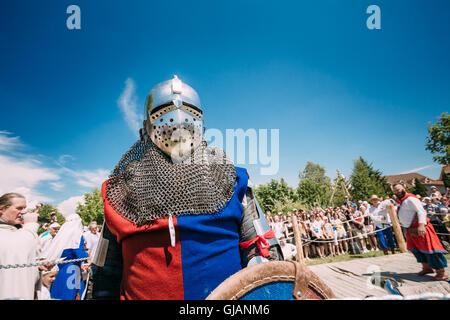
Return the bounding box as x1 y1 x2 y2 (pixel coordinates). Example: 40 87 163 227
304 249 387 266
303 250 450 267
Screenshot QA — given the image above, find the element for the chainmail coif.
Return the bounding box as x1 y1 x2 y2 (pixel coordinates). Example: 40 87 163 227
105 140 237 226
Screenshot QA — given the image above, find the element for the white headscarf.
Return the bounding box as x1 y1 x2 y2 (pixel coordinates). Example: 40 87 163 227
40 213 84 262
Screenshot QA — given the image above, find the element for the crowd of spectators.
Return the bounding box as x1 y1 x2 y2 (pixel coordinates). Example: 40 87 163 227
268 187 450 262
37 215 100 300
416 186 450 244
0 192 100 300
1 186 449 299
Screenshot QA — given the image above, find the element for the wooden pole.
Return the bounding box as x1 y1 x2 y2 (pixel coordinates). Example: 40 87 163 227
387 203 407 253
329 183 337 204
291 215 305 264
336 170 351 198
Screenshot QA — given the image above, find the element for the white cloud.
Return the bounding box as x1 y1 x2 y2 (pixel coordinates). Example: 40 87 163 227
11 187 54 209
0 131 24 151
57 195 85 218
399 165 440 174
0 154 59 205
0 131 109 210
117 78 143 137
49 181 65 191
61 167 109 189
56 154 75 166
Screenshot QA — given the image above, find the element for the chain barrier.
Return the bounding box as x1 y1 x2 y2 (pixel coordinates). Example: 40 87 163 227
0 257 89 270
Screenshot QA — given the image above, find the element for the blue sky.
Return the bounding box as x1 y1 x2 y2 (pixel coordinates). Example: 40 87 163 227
1 1 449 212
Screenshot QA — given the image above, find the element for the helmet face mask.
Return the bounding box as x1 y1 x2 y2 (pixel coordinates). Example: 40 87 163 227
144 76 204 162
147 105 203 162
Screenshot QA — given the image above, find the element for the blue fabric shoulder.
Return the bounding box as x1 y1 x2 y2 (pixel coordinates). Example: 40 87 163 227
234 166 248 203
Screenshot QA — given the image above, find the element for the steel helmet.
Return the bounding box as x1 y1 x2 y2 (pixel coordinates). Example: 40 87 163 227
143 75 204 162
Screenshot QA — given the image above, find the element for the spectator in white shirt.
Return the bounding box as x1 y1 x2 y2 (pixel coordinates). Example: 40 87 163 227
39 222 60 254
280 238 297 261
270 214 287 240
368 195 396 255
0 193 40 300
309 215 325 258
84 221 100 260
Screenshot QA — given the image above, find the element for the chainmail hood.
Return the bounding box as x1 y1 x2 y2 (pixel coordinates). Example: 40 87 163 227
105 140 237 226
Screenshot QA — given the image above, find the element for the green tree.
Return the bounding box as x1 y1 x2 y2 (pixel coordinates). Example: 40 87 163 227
76 188 104 226
349 157 391 202
408 178 428 198
426 112 450 165
442 171 450 189
271 198 305 215
34 203 65 235
254 178 298 213
297 161 332 209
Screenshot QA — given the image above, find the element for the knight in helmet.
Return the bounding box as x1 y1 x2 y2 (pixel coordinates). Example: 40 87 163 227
89 75 282 300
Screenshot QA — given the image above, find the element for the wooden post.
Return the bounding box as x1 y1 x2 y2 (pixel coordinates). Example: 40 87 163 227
291 215 305 264
329 183 337 204
387 204 407 253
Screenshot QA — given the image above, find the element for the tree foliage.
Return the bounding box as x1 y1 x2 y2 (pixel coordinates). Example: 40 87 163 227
297 161 332 209
254 178 298 213
442 171 450 189
76 188 104 226
426 112 450 165
349 157 392 202
408 178 428 198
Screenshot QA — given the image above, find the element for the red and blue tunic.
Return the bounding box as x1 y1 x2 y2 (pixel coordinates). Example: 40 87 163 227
102 166 248 300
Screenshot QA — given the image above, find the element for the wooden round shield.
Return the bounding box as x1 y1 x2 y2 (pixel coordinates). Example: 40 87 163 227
206 261 335 300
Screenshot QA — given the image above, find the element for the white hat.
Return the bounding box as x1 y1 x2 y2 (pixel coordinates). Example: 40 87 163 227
49 222 60 229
